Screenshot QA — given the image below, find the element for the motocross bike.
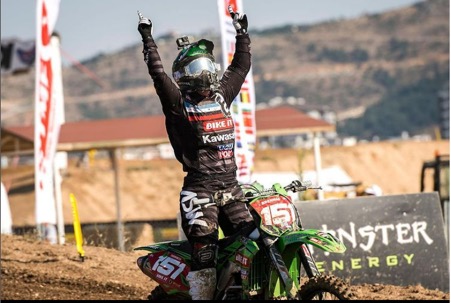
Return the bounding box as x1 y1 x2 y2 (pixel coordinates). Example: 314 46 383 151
135 180 354 300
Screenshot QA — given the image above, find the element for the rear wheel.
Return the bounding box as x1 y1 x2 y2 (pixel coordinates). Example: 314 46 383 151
298 275 354 300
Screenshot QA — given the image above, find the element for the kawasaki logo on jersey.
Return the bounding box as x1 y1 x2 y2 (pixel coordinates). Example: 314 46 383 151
202 133 235 143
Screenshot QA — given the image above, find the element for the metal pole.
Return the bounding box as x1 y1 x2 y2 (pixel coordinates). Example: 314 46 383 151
444 200 449 248
313 132 324 200
111 149 124 251
53 161 65 244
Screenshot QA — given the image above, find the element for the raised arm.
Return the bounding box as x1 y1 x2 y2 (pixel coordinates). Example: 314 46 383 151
219 6 251 106
137 11 181 111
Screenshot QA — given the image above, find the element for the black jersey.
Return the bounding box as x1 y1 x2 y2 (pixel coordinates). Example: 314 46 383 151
143 34 251 180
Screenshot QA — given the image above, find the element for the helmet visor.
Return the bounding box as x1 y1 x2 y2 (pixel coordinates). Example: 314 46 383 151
185 58 217 76
174 57 217 81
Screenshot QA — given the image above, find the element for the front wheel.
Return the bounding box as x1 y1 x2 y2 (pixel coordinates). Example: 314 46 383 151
298 275 354 300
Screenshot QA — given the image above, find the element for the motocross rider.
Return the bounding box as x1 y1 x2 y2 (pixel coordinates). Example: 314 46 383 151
137 7 255 300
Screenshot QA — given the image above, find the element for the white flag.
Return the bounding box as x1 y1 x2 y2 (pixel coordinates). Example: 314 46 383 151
34 0 61 225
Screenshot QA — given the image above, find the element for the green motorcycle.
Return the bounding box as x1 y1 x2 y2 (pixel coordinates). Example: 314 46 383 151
135 180 354 300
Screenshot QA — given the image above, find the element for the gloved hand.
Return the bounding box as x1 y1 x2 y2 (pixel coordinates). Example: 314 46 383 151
228 5 248 35
137 11 153 42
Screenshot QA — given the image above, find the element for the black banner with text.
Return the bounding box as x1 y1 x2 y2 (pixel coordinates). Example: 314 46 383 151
295 192 449 292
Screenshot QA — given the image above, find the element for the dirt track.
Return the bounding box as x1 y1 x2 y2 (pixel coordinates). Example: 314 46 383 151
1 234 449 300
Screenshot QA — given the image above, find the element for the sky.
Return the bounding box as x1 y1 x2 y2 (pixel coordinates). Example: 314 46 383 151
1 0 422 63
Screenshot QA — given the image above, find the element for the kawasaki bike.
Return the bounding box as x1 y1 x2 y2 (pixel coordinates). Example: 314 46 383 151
135 179 354 300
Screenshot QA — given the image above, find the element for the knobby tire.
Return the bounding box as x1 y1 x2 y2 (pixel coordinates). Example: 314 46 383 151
298 274 354 300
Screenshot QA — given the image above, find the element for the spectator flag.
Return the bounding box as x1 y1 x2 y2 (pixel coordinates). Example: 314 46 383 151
34 0 62 228
217 0 257 184
1 38 35 75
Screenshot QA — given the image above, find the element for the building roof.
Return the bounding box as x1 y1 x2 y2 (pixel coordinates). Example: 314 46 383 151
255 106 334 136
1 105 334 155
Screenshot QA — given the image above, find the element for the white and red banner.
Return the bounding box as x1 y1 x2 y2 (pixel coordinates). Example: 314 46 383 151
34 0 62 225
217 0 257 184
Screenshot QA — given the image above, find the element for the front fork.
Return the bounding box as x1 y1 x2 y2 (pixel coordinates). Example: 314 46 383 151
266 241 320 299
299 243 321 277
267 245 299 299
298 243 327 300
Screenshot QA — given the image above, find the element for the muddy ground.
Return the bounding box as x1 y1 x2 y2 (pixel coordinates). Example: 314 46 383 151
1 234 449 300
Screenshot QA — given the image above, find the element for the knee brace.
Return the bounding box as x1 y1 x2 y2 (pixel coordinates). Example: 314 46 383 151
191 242 218 271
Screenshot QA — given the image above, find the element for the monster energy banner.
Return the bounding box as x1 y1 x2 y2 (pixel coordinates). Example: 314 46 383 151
295 192 449 292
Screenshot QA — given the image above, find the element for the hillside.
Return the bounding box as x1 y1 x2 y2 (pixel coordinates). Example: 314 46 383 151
1 0 449 139
2 140 449 227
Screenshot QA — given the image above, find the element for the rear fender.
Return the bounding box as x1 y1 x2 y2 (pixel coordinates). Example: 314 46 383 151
277 229 346 253
134 240 192 260
134 240 192 295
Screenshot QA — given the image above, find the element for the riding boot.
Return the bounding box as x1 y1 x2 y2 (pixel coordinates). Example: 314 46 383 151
186 268 216 300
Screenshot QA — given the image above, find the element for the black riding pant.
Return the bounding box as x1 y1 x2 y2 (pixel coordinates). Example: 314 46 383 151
179 173 254 270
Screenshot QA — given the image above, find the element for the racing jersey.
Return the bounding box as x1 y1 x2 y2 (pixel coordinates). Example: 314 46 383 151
142 34 251 182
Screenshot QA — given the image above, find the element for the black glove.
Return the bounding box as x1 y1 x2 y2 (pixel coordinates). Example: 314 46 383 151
137 11 153 42
228 5 248 35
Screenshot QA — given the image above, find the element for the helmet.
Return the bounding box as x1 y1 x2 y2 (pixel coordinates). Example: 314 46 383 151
172 38 220 92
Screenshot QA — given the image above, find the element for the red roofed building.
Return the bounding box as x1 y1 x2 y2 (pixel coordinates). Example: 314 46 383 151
1 106 335 156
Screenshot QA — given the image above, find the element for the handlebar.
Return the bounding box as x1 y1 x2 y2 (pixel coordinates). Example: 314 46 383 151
284 180 312 192
211 180 322 207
